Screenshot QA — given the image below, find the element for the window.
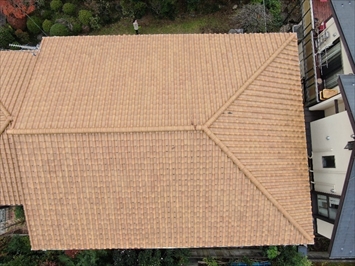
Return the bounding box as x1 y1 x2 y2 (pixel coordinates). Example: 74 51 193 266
317 194 340 221
322 155 335 168
321 41 343 89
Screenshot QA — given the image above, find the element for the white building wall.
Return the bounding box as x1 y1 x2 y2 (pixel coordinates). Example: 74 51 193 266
311 111 353 195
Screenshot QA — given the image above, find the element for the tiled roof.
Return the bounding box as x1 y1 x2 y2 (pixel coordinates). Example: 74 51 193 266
5 34 313 249
0 51 38 205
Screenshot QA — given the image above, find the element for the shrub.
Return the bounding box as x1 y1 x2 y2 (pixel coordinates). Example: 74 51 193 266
50 0 63 12
14 206 25 220
41 10 53 20
273 246 312 266
149 0 177 20
266 246 280 260
42 19 53 33
26 16 43 34
89 16 101 30
0 26 15 49
133 1 147 19
65 17 82 34
78 10 93 26
62 3 76 15
14 29 30 44
50 23 70 36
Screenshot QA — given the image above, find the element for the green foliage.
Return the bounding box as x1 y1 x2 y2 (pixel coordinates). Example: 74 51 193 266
89 15 101 30
26 16 43 34
78 10 93 26
265 0 282 27
42 19 53 33
50 23 70 36
67 17 82 34
41 10 53 20
138 249 161 266
149 0 177 20
58 250 112 266
272 246 312 266
14 206 25 220
133 1 148 19
246 0 282 29
9 41 21 50
186 0 201 12
50 0 63 12
266 246 280 260
0 254 37 266
14 29 30 44
63 3 77 15
0 26 15 50
6 236 31 255
112 249 190 266
203 257 218 266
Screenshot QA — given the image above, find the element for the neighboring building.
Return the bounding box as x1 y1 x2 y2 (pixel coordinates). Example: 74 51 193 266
0 34 314 250
299 0 355 259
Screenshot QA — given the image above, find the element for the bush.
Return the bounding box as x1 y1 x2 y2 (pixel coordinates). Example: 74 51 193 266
133 1 147 19
62 3 76 15
0 26 15 49
187 0 200 12
64 17 82 34
42 19 53 33
149 0 177 20
273 246 312 266
50 0 63 12
14 29 30 44
78 10 93 26
14 206 25 220
41 10 53 20
26 16 43 34
50 23 70 36
89 16 101 30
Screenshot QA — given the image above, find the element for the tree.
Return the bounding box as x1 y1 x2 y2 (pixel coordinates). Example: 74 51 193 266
0 0 36 29
233 3 275 33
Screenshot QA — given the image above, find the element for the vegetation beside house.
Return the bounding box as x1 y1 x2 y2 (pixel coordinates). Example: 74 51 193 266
0 0 300 49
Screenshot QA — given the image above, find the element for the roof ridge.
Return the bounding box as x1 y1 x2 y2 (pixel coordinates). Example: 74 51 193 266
204 34 296 128
0 101 13 135
7 125 201 135
0 100 11 118
201 126 312 242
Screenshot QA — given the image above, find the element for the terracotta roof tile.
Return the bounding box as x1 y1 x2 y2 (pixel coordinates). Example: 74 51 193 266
0 50 37 205
16 131 309 250
4 34 313 249
13 34 291 130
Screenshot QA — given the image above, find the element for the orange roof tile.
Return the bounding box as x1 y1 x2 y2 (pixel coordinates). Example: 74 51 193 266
4 34 313 249
0 50 38 205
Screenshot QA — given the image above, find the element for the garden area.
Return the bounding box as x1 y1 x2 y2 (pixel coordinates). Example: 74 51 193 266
0 0 301 49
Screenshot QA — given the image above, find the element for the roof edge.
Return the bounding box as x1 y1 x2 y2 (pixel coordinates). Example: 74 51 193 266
7 125 200 135
330 0 355 73
329 75 355 256
202 126 314 243
204 34 297 128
